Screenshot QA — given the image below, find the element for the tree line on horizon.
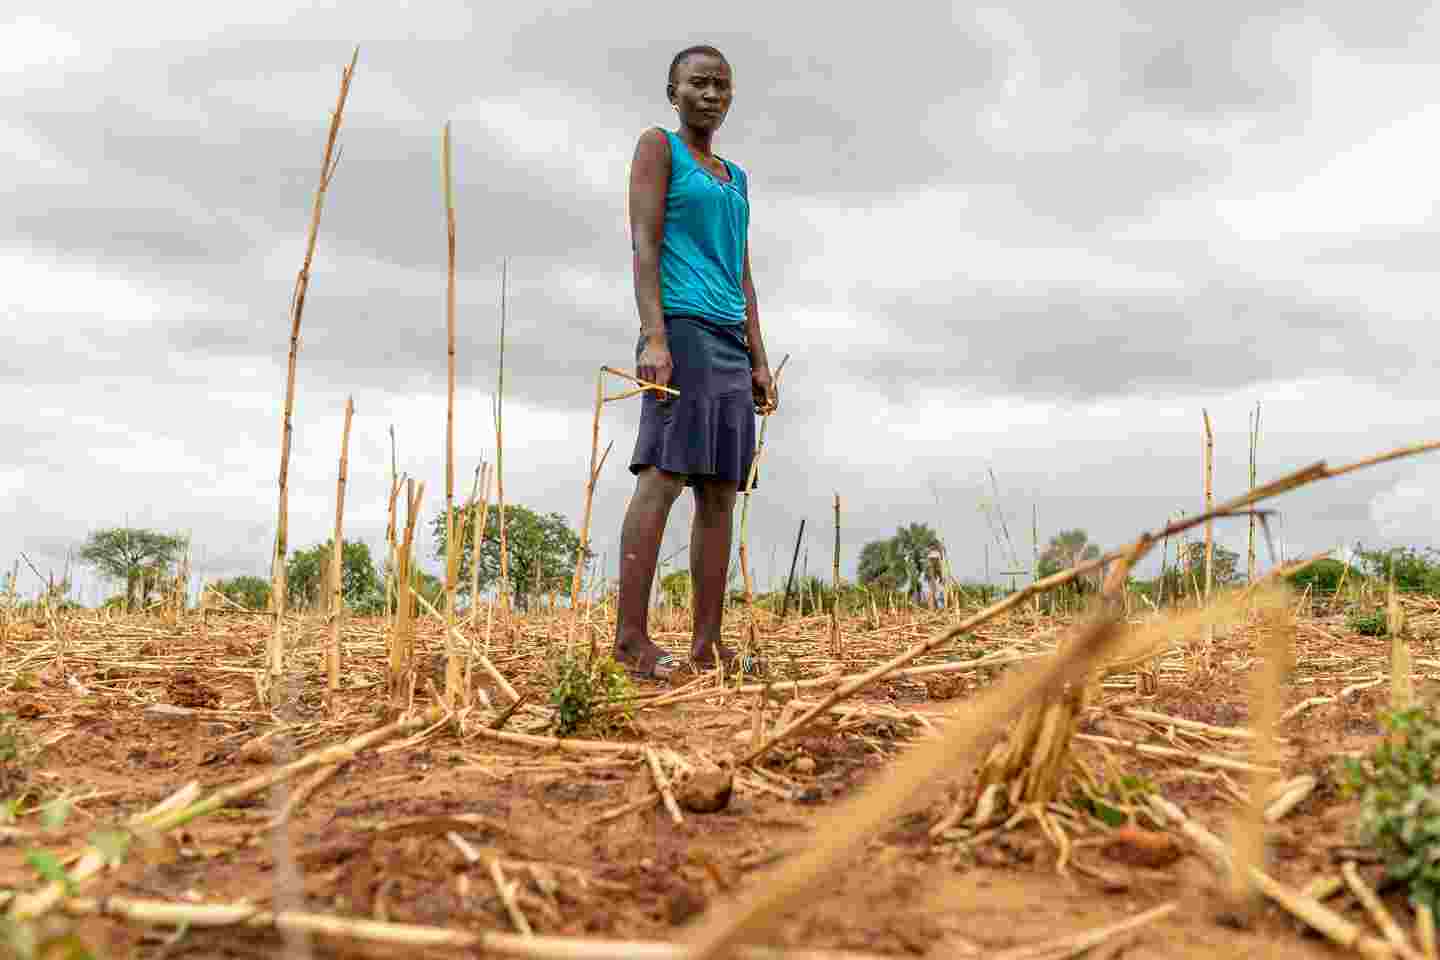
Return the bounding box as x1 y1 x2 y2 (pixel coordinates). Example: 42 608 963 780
21 510 1440 616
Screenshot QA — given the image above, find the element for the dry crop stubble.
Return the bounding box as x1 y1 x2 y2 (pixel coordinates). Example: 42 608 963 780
684 441 1440 957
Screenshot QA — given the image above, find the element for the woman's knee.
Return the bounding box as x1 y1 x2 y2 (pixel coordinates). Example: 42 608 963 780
693 479 737 517
636 467 686 504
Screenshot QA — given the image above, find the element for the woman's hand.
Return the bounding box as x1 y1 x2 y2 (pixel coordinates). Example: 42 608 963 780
638 335 673 396
752 365 777 415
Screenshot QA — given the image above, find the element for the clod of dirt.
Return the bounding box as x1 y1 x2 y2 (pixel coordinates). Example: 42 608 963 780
792 756 817 775
680 766 734 814
666 886 707 925
239 735 275 764
925 676 964 700
144 704 197 723
1102 826 1183 868
166 672 221 709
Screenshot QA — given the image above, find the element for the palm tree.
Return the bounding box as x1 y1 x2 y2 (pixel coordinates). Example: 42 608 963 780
893 523 942 604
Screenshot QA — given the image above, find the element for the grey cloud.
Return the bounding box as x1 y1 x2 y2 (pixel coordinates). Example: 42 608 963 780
10 190 256 265
823 287 1419 404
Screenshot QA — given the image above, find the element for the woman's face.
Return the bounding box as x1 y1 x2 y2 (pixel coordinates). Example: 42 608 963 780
670 54 732 132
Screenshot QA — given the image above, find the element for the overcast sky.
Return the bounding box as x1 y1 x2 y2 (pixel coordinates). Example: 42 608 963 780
6 1 1440 603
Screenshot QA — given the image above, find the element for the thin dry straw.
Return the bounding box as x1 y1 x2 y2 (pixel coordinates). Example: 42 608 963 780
327 396 354 691
1203 409 1214 603
269 47 359 679
442 121 464 708
55 897 895 960
1248 402 1261 583
389 480 425 705
385 426 400 629
494 259 510 616
830 492 841 659
469 461 492 628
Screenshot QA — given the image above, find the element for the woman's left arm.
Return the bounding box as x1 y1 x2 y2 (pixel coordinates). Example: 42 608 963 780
743 249 776 412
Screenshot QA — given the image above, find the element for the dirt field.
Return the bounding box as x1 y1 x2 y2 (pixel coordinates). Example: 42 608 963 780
0 599 1432 958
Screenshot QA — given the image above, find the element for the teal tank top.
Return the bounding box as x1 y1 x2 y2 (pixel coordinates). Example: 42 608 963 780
658 128 749 327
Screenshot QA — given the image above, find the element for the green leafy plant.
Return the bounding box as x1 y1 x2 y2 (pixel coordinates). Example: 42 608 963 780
0 711 31 798
1340 706 1440 909
1072 772 1156 828
1348 608 1389 637
546 652 634 737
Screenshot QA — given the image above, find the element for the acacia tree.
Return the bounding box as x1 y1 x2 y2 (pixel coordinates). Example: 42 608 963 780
858 538 905 595
1181 541 1242 586
285 540 382 612
432 502 587 611
213 575 272 610
78 528 186 612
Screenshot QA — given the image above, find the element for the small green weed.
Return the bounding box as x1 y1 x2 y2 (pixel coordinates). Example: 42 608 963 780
1340 706 1440 909
546 652 635 738
1 711 32 798
1347 608 1389 637
1072 772 1156 828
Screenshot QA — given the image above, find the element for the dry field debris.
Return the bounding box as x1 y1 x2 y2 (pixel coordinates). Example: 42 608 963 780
5 440 1440 958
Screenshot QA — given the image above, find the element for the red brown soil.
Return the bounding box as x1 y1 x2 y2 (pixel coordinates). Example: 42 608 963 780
0 607 1427 958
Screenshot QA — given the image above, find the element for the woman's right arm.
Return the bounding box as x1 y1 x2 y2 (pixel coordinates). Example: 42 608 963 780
630 128 671 390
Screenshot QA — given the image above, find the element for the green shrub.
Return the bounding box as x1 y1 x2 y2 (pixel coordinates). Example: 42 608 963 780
546 653 634 738
0 712 29 798
1354 546 1440 595
1341 706 1440 909
1287 558 1353 594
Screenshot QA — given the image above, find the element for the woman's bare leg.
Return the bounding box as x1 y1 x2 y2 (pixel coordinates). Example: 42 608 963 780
689 477 737 664
613 467 685 670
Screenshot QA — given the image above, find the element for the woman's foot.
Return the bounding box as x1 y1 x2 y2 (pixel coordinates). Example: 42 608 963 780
614 634 680 682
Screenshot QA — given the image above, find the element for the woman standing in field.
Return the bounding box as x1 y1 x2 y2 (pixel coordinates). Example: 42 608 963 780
613 44 776 681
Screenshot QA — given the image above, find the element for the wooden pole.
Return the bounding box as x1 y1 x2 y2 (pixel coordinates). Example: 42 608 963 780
780 518 805 620
270 48 359 678
1031 503 1040 618
1203 410 1215 603
494 259 510 617
327 397 354 691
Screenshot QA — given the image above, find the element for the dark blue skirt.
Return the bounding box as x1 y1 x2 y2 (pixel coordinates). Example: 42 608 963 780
629 316 757 491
